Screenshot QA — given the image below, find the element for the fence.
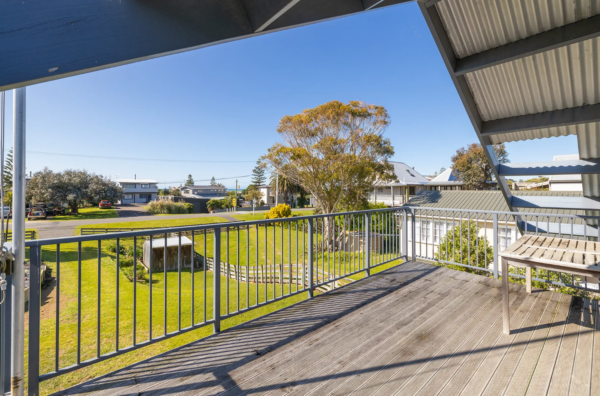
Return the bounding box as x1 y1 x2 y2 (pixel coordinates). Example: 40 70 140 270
3 230 36 241
3 207 406 395
4 206 600 395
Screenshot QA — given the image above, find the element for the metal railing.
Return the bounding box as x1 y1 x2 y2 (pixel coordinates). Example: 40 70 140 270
5 206 600 395
5 207 406 394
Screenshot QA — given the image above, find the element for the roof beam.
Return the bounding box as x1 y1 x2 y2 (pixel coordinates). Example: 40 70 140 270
511 196 600 211
251 0 303 32
418 2 517 216
455 15 600 76
481 103 600 137
499 159 600 177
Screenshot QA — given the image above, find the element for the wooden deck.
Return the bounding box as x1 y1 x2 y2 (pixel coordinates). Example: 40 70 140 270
58 261 600 396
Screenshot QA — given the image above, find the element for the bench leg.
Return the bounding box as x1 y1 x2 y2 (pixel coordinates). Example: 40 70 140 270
502 258 510 335
526 267 532 294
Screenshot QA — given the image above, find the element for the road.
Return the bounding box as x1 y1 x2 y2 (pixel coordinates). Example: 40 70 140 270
13 210 276 239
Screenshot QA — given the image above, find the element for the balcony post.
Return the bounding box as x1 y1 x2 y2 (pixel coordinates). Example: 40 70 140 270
493 213 499 279
213 227 221 333
0 273 11 395
365 213 371 277
11 87 26 396
307 218 314 298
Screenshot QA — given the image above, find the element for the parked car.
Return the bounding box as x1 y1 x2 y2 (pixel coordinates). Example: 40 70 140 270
28 207 47 220
99 200 112 209
0 206 10 218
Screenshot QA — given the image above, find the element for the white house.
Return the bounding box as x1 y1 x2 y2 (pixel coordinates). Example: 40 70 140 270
258 185 284 205
549 154 583 192
369 162 431 206
116 179 159 204
180 185 227 198
426 168 465 190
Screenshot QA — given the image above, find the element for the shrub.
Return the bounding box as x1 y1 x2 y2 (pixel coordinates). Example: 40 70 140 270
106 241 126 254
264 203 292 219
207 199 224 212
183 202 194 213
121 263 149 283
146 200 188 214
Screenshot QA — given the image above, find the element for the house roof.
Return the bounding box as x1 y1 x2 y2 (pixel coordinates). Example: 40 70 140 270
549 155 583 183
430 168 459 183
382 162 430 186
116 179 157 184
404 190 585 224
183 185 227 190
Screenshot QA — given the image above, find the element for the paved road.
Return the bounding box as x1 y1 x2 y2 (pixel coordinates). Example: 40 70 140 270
16 209 307 239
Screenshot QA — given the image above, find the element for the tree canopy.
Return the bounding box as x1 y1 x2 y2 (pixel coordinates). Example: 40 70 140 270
27 168 123 213
185 174 194 186
451 143 508 190
263 100 396 214
251 160 267 186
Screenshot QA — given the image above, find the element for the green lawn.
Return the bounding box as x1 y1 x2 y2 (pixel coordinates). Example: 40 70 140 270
231 209 314 222
47 207 118 221
75 217 228 232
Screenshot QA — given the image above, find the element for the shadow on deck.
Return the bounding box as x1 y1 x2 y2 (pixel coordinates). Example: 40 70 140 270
57 261 599 396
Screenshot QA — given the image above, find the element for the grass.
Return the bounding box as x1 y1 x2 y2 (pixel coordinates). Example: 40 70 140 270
75 217 228 232
231 209 314 222
46 207 118 221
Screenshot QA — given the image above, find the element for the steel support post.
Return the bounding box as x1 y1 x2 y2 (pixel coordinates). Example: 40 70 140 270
11 87 26 396
493 213 499 279
28 246 41 395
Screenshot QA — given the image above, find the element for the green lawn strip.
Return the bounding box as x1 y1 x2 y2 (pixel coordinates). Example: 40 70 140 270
46 207 118 221
74 217 228 232
230 210 314 222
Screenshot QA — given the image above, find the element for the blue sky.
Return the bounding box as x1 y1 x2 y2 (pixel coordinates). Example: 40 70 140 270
1 2 577 188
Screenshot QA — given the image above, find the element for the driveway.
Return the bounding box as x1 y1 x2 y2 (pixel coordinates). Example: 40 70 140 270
115 203 153 218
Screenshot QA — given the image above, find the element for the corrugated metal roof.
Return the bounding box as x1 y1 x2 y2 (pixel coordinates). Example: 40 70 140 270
549 154 583 182
431 167 459 182
465 37 600 122
437 0 600 59
435 0 600 204
404 190 585 223
384 161 430 186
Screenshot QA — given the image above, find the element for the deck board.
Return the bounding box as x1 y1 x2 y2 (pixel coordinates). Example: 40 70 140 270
56 261 598 396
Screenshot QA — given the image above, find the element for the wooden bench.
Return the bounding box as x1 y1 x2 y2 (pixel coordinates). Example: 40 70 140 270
499 235 600 334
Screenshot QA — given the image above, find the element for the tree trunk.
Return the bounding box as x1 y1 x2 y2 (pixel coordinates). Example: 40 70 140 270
70 202 79 214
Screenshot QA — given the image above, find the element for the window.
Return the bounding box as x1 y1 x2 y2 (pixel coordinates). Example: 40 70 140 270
499 226 514 251
406 169 415 177
122 184 135 188
141 184 149 189
123 194 133 200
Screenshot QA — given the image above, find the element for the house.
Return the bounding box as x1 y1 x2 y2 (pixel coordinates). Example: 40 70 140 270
116 179 159 204
403 190 586 260
369 162 431 206
549 154 583 192
425 167 465 191
180 185 227 198
257 185 284 205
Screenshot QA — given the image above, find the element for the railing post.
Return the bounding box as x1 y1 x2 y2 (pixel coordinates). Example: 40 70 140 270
213 227 221 333
28 245 41 396
402 209 408 260
493 213 499 279
365 213 371 277
307 219 314 298
0 273 12 396
411 209 416 262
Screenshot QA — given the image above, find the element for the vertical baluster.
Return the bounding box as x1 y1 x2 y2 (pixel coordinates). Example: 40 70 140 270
227 227 230 313
213 228 221 333
96 241 101 356
191 231 195 326
296 221 299 291
255 225 259 305
280 222 284 296
237 226 240 311
56 244 60 371
77 242 82 364
247 225 250 308
365 213 371 277
178 232 181 331
28 245 41 395
264 224 267 303
493 213 498 279
133 236 137 345
288 223 291 295
308 218 314 298
149 236 153 340
203 231 206 323
161 233 167 335
116 238 120 351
